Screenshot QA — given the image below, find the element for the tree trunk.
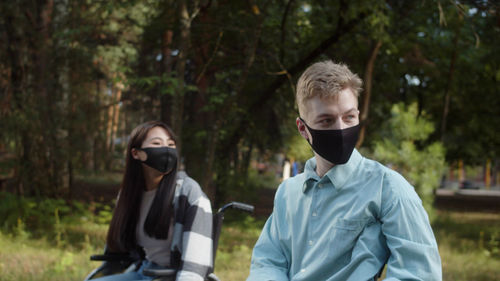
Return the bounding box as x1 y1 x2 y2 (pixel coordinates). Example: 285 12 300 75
109 82 123 160
4 9 29 196
440 25 461 142
279 0 295 62
356 40 382 148
32 0 61 195
161 30 174 125
172 0 199 155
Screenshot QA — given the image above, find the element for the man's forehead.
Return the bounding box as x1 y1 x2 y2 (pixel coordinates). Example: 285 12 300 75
303 93 357 111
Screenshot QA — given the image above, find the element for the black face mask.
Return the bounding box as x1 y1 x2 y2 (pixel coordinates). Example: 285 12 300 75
137 147 178 173
300 118 360 165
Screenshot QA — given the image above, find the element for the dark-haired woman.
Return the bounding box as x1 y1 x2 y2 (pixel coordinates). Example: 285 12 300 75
93 121 213 281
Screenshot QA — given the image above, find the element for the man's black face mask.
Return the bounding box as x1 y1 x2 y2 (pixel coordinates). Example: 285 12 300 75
137 147 178 173
300 118 360 165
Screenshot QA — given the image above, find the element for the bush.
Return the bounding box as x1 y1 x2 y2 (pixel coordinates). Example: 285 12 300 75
372 103 445 220
0 192 67 235
0 192 110 240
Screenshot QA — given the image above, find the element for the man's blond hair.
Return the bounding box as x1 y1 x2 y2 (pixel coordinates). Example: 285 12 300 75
296 60 363 116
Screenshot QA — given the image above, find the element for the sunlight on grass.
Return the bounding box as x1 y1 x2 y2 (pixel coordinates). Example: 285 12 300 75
439 234 500 281
434 210 500 281
0 210 498 281
0 233 97 281
212 215 264 280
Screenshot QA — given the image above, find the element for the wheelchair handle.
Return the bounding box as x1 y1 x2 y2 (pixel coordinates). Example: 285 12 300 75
218 201 254 213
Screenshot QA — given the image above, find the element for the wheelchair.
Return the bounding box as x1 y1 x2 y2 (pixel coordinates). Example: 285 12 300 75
84 201 255 281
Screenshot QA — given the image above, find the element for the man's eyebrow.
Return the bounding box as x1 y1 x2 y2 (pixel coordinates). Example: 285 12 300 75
315 113 336 119
343 108 358 114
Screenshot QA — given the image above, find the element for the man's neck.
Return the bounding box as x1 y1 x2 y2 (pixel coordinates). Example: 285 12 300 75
315 155 334 178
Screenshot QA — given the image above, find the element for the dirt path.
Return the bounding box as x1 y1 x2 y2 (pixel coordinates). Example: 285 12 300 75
71 180 120 203
72 180 276 217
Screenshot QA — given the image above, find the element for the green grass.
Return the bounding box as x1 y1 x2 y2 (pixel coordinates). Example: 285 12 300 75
0 210 498 281
433 210 500 281
0 232 98 281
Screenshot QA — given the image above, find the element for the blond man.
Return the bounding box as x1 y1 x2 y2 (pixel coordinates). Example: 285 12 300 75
248 61 441 281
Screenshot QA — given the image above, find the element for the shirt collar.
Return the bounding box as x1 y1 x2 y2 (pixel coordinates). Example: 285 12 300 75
302 149 362 192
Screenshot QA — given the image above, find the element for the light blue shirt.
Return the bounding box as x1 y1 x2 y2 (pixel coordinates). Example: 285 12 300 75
248 149 442 281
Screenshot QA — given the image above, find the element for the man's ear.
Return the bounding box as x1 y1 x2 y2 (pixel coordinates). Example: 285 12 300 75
296 117 309 140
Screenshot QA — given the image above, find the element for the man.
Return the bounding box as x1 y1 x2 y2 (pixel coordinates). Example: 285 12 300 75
247 61 441 281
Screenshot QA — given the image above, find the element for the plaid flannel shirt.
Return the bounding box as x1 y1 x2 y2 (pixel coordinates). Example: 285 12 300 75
170 171 213 280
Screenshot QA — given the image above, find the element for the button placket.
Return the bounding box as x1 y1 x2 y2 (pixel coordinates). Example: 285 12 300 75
308 183 321 248
311 181 323 219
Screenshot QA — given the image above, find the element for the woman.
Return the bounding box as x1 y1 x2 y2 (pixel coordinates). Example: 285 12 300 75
94 121 213 281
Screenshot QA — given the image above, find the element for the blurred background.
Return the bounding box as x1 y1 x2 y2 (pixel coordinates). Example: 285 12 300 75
0 1 498 280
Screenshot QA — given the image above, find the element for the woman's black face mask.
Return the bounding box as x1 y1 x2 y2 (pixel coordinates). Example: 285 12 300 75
299 118 360 165
137 147 178 173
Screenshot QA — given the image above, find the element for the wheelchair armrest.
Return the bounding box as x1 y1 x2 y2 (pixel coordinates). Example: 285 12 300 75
90 253 137 262
142 267 177 277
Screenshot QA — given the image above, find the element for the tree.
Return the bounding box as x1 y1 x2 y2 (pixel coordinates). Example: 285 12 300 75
0 0 153 197
0 0 497 203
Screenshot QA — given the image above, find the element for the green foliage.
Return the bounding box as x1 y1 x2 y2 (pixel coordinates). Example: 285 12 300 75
219 166 280 207
285 134 313 163
373 103 445 220
94 204 113 225
484 231 499 258
0 192 110 240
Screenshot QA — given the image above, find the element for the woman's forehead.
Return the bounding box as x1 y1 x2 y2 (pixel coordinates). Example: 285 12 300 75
145 126 171 140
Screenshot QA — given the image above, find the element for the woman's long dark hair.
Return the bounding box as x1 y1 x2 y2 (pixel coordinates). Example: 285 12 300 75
106 121 178 253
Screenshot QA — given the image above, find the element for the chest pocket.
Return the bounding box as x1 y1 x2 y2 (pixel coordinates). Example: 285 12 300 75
327 218 369 264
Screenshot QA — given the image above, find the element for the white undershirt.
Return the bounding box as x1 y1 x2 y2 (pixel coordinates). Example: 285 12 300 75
136 188 173 266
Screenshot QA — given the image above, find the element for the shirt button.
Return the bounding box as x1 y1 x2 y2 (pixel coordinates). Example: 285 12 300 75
312 212 317 217
308 240 313 246
318 183 324 188
300 269 306 273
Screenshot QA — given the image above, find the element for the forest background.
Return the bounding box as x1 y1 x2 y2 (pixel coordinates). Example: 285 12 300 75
0 0 499 280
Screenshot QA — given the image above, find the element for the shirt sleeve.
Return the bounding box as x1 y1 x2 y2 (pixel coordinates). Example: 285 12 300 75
380 173 442 281
247 188 290 281
176 195 213 281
